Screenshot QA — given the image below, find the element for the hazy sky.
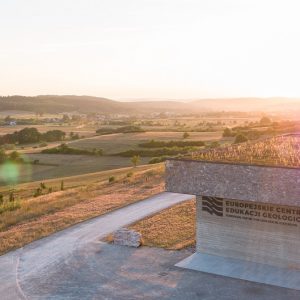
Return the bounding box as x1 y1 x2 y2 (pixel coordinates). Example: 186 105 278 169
1 0 300 99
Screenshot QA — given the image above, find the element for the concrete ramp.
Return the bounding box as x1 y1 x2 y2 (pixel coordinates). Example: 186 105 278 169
176 252 300 291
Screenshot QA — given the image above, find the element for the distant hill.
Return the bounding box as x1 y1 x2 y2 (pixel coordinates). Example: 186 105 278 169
0 95 299 115
0 95 189 115
191 98 300 112
0 95 129 114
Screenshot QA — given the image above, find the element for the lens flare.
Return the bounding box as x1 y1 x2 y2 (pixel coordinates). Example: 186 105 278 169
0 154 32 186
0 161 20 185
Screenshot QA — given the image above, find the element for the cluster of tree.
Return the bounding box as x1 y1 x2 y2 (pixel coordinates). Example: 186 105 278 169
0 127 66 145
234 134 249 144
96 125 145 135
223 127 266 140
70 132 80 140
222 118 300 143
115 146 198 157
42 143 103 156
0 149 23 164
139 139 205 148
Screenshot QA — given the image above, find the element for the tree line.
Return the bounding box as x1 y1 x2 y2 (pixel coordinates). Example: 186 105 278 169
0 127 66 145
139 139 205 148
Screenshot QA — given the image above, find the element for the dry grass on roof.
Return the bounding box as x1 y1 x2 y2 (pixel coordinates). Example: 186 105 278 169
189 135 300 168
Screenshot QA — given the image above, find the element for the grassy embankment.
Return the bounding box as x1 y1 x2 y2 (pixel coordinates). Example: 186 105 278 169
0 164 164 255
105 199 196 250
128 199 196 250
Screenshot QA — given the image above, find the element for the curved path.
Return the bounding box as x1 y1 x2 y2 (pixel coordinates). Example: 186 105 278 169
0 192 194 300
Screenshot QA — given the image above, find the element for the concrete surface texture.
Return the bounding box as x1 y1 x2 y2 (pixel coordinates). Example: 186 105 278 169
176 252 300 291
165 159 300 205
0 192 193 300
11 243 300 300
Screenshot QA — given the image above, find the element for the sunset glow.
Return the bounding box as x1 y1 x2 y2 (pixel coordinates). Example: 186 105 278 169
1 0 300 99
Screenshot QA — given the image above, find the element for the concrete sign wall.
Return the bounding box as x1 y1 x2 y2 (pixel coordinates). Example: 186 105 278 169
197 196 300 268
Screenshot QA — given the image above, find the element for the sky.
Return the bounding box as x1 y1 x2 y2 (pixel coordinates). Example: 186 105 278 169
1 0 300 100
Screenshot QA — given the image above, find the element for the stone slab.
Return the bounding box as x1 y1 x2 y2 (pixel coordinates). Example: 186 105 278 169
176 252 300 291
113 228 142 247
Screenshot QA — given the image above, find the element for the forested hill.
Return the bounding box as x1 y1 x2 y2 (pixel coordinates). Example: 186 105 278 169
0 95 130 114
0 95 188 114
0 95 299 115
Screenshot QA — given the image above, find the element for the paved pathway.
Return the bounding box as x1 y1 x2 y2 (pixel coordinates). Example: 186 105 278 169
0 192 194 300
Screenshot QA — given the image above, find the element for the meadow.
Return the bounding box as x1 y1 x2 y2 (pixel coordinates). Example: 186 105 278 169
68 131 223 154
0 154 149 185
0 164 164 254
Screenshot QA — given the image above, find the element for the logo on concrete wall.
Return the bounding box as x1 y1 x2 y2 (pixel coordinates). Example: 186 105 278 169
202 196 223 217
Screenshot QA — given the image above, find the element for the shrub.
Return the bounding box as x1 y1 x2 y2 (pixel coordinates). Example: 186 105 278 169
126 172 133 178
148 156 168 164
0 201 21 214
183 132 190 139
60 180 64 191
131 155 140 167
34 188 42 197
209 141 221 148
9 192 15 202
234 134 249 144
223 128 234 137
260 116 272 126
109 176 115 183
9 151 23 162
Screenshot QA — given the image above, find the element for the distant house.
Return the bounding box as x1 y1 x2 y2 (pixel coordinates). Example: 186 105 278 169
9 121 17 126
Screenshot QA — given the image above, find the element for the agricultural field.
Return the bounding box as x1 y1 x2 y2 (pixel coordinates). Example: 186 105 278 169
0 110 36 118
0 154 149 185
0 125 226 185
189 134 300 167
68 131 224 154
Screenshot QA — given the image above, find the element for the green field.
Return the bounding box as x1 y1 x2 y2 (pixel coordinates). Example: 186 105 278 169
0 154 149 185
0 163 160 200
68 131 223 154
0 130 224 185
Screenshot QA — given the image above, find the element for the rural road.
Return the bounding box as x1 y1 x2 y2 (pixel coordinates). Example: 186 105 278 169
0 192 194 300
